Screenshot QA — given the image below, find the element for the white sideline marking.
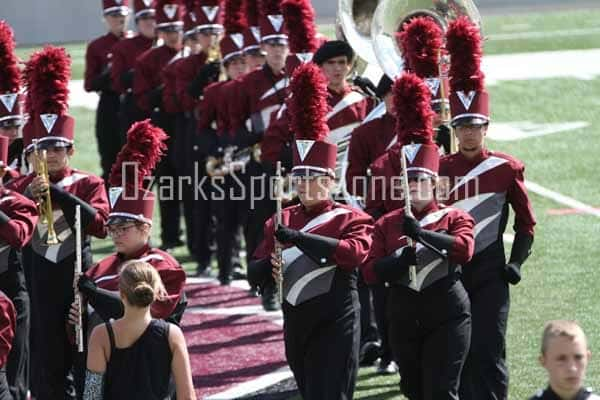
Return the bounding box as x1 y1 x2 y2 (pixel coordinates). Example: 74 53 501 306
525 180 600 218
204 367 294 400
503 233 515 244
487 121 589 141
488 27 600 41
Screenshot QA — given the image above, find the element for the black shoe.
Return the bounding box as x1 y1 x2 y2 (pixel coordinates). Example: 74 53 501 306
249 286 260 297
261 291 280 311
219 276 231 286
194 263 210 277
231 266 247 280
359 341 382 366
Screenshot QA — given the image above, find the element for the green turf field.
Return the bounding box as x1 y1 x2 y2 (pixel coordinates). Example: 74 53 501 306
18 7 600 399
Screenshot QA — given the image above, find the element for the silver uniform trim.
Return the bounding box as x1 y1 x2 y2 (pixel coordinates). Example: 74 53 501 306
286 266 336 305
449 156 508 194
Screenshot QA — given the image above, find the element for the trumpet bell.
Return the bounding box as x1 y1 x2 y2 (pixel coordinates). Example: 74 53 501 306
371 0 482 79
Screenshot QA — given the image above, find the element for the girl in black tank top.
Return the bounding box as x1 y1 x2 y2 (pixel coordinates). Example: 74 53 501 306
104 319 172 399
83 261 195 400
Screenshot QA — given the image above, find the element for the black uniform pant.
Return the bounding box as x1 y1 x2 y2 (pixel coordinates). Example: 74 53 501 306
153 111 183 246
388 278 471 400
29 258 76 400
283 290 360 400
459 278 510 400
119 91 144 137
358 272 379 345
372 283 393 363
95 91 124 183
0 267 29 400
212 176 248 282
0 368 11 400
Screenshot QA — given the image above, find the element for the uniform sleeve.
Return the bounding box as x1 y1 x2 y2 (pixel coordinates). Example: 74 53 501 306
161 62 181 114
507 163 536 236
364 159 386 218
345 125 369 197
260 106 292 167
333 213 374 271
177 56 206 112
252 216 276 260
361 220 387 284
228 77 251 133
0 195 38 248
81 178 110 238
0 294 15 369
84 41 101 92
448 211 476 265
110 44 126 94
197 83 219 132
151 263 186 319
133 52 154 112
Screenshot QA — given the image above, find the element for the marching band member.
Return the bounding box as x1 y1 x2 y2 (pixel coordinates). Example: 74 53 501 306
84 0 131 182
242 0 265 71
173 0 223 264
133 0 185 251
110 0 157 136
0 22 24 184
362 72 475 400
74 120 187 331
439 17 536 400
249 63 373 400
0 290 15 400
0 135 37 400
196 0 249 281
365 16 447 218
9 46 110 399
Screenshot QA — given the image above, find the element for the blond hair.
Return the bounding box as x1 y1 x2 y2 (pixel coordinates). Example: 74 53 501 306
541 320 588 354
119 261 166 308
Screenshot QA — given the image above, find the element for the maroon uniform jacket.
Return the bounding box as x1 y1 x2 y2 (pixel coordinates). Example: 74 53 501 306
345 111 397 198
439 149 536 282
7 168 109 264
85 244 187 319
133 45 179 113
254 200 373 306
84 32 124 92
0 188 38 271
110 35 154 95
174 52 208 113
197 80 228 135
229 64 289 136
0 290 15 369
262 86 372 171
362 202 475 291
161 56 186 114
364 143 406 217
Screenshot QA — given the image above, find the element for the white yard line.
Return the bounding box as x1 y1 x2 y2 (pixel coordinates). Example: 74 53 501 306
204 367 294 400
488 27 600 41
525 180 600 218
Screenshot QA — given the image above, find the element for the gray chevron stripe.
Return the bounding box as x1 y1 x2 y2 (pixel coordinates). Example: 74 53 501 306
282 248 336 306
31 210 75 263
394 243 449 291
453 192 507 254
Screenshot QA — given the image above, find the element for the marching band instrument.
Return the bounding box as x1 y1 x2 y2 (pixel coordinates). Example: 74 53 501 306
31 139 60 245
205 144 261 177
400 146 418 290
371 0 481 79
437 48 457 153
274 161 284 303
74 205 84 353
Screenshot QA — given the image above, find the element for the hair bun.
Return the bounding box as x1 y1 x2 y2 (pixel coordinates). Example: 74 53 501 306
132 282 155 307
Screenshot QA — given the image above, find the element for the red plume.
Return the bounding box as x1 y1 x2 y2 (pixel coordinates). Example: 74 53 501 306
244 0 259 26
393 72 435 144
281 0 318 53
0 21 20 94
109 119 169 187
23 46 71 117
446 16 484 92
259 0 281 16
398 16 443 78
288 63 329 141
224 0 247 34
